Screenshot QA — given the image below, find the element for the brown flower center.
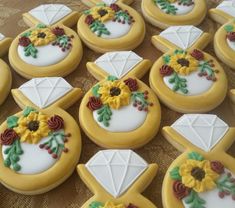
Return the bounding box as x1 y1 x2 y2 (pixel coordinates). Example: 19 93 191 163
110 87 121 97
191 167 206 181
177 58 190 67
98 9 108 17
37 32 46 39
28 121 39 131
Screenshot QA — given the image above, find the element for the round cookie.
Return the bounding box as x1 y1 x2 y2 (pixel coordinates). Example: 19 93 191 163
210 0 235 71
162 114 235 208
149 25 228 113
79 51 161 149
0 77 82 195
9 4 83 79
141 0 207 29
77 0 145 53
77 149 158 208
0 34 12 105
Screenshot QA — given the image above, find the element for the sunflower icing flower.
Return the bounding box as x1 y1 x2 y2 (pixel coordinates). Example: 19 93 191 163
90 6 115 22
29 27 56 46
168 52 198 75
98 80 131 109
14 111 50 144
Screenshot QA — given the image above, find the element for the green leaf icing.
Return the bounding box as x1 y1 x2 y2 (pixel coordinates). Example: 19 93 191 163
107 75 118 81
169 72 188 94
184 190 206 208
131 92 150 110
3 139 23 172
97 105 112 127
170 166 182 180
90 20 111 37
92 85 101 97
7 116 19 129
216 172 235 198
154 0 178 15
163 55 171 64
89 201 104 208
36 23 47 28
188 152 204 161
23 107 37 117
224 24 234 32
24 43 38 58
21 31 32 37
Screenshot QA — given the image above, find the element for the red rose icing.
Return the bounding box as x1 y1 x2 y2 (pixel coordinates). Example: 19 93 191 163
227 32 235 42
211 161 225 174
190 49 204 61
52 27 65 36
85 15 95 25
160 65 174 76
19 36 31 47
110 3 121 12
124 78 138 91
0 129 19 145
48 115 64 131
173 181 190 200
87 96 103 111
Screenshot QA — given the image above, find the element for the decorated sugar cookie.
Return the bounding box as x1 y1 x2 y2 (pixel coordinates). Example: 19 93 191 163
0 34 12 105
77 149 158 208
0 77 82 194
162 114 235 208
209 0 235 71
77 0 145 53
150 25 227 113
79 51 161 148
141 0 207 29
9 4 83 79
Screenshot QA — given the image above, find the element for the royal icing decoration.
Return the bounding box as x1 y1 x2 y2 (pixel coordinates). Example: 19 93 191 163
19 77 73 109
86 150 148 198
154 0 194 15
89 201 138 208
1 107 70 174
159 26 203 50
95 51 143 79
170 152 235 208
87 76 152 130
160 49 218 95
17 24 74 66
216 0 235 18
0 33 5 41
84 3 134 39
224 23 235 51
29 4 72 25
172 114 229 152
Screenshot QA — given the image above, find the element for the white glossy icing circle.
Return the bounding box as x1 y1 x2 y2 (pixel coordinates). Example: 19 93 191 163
2 137 58 174
17 44 70 67
157 1 194 15
227 38 235 51
93 101 147 132
96 20 131 39
182 170 235 208
163 70 214 96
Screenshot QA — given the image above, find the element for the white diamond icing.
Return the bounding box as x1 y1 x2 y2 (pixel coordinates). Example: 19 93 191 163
29 4 72 25
95 51 143 79
159 26 203 50
216 0 235 17
172 114 229 152
86 150 148 198
0 33 5 41
102 0 117 5
19 77 73 109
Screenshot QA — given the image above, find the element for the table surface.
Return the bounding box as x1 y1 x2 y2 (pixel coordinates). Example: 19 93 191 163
1 0 235 207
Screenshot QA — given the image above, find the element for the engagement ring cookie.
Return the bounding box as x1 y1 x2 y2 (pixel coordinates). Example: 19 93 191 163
0 77 82 194
79 51 161 149
9 4 83 79
0 34 12 105
77 149 158 208
77 0 145 53
210 0 235 71
141 0 207 29
162 114 235 208
150 26 227 113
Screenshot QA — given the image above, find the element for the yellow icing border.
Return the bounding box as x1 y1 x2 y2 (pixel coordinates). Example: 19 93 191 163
141 0 207 29
79 59 161 149
161 125 235 208
0 88 83 195
77 3 145 53
77 163 158 207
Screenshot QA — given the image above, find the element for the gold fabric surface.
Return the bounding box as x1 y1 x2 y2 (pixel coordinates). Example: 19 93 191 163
0 0 235 207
